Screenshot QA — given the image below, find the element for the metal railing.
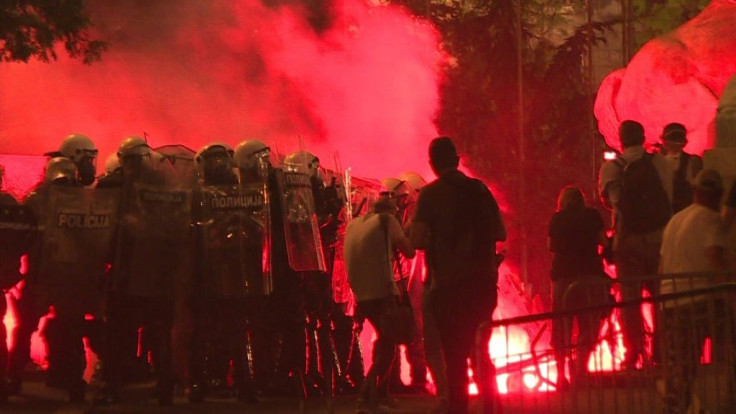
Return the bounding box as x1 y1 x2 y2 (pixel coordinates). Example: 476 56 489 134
477 274 736 413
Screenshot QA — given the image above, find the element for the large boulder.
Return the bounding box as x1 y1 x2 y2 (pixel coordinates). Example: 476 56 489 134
594 0 736 154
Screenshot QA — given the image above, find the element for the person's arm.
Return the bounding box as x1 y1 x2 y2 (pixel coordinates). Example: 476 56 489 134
686 155 704 184
388 214 415 258
408 187 431 250
599 161 622 210
722 181 736 228
406 221 428 250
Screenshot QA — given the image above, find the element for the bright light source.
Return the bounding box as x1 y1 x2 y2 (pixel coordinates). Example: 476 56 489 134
603 151 617 160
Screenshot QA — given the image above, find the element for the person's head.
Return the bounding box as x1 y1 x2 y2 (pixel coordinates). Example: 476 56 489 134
381 177 410 208
619 120 645 149
117 136 152 176
195 142 236 184
556 186 585 211
44 157 79 186
692 169 724 209
371 194 398 215
661 122 687 155
397 171 427 191
284 150 321 180
428 136 459 175
233 140 271 176
59 133 98 186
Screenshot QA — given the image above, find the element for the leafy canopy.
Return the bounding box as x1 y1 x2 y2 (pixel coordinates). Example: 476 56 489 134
0 0 107 64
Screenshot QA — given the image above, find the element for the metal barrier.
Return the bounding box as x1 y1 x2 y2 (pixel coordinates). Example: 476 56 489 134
479 275 736 414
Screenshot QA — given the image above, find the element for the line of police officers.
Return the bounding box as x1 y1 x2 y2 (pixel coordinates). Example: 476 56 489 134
0 133 371 406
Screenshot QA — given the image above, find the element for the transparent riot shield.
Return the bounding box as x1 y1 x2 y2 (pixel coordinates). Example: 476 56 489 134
275 168 326 272
0 204 36 289
41 186 120 316
199 183 271 297
120 175 192 298
154 144 197 189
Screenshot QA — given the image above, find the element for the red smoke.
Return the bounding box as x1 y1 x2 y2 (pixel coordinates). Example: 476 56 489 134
0 0 443 181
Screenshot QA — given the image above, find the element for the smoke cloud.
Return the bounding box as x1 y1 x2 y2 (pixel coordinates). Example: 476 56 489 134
0 0 444 181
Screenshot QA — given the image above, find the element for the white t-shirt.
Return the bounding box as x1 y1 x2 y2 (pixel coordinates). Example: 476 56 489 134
660 203 726 295
344 213 398 302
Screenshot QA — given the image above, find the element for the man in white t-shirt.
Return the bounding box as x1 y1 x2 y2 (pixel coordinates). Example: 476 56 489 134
344 195 415 414
660 169 727 285
659 168 728 413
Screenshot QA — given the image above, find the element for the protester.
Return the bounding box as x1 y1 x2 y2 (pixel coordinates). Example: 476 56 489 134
409 136 506 413
659 169 728 413
599 120 672 369
548 186 610 388
345 194 415 414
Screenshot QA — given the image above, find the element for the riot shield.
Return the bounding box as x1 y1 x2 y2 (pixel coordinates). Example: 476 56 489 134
40 186 120 316
0 203 36 289
119 176 192 298
275 168 326 272
199 183 271 297
154 144 197 189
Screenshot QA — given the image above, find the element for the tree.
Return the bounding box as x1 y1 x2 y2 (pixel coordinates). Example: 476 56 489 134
0 0 107 64
391 0 616 296
631 0 710 50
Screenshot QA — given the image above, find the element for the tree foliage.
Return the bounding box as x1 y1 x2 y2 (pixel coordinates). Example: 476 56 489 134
0 0 107 64
631 0 710 49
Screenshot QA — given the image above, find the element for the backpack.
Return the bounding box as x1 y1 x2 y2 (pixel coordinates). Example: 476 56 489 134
615 153 671 234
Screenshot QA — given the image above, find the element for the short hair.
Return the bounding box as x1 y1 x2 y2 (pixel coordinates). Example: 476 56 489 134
372 195 397 214
429 136 459 170
557 186 585 211
662 122 687 143
619 120 645 148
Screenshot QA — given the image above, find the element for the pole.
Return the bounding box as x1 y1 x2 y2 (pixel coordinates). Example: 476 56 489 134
516 0 527 292
587 0 596 199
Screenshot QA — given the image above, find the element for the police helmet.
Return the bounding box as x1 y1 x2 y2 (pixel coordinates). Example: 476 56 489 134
397 171 427 191
44 157 79 185
59 133 98 163
234 140 270 169
381 178 404 194
195 142 235 164
284 150 319 177
117 136 152 159
104 153 121 174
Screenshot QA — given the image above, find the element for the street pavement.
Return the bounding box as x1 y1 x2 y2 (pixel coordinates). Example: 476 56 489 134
2 373 441 414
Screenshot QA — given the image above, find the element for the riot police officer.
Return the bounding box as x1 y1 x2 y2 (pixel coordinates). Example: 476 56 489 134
282 151 345 399
38 157 118 403
188 142 260 403
96 136 191 406
8 135 98 396
0 165 30 404
235 140 314 399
